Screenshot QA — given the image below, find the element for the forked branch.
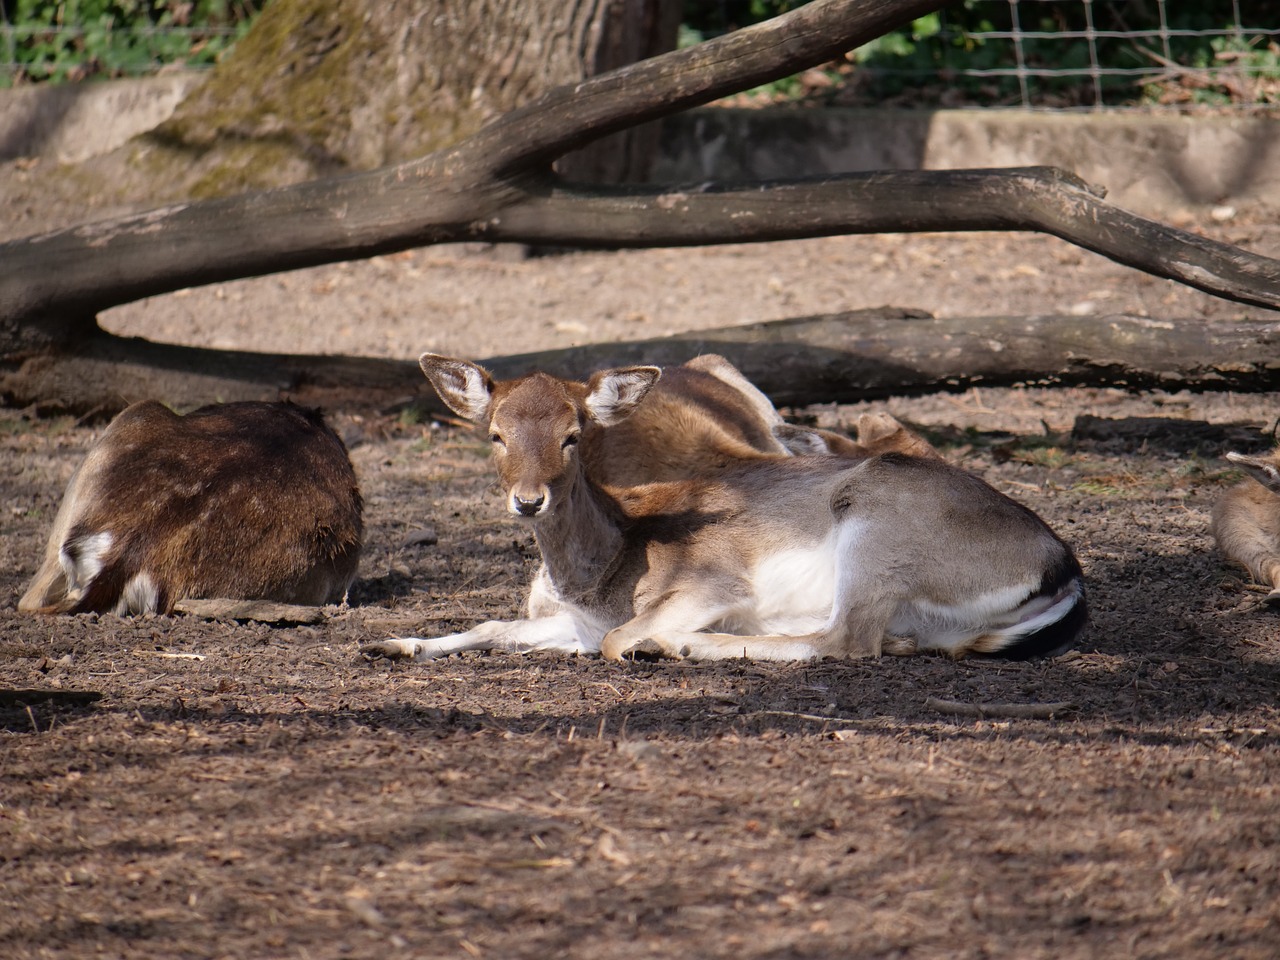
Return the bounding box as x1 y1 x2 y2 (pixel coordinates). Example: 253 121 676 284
2 0 1279 414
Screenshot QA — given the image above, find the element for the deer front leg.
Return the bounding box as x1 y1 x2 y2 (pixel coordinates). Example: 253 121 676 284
634 630 839 661
635 593 900 663
600 581 750 661
363 612 601 661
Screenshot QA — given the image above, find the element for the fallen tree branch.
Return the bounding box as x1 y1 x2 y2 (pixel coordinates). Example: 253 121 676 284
7 309 1280 415
486 311 1280 407
924 697 1077 719
172 599 330 624
490 169 1280 310
3 0 1279 400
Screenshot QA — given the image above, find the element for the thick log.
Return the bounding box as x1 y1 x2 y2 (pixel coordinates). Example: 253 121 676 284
483 310 1280 406
5 168 1279 361
6 310 1279 416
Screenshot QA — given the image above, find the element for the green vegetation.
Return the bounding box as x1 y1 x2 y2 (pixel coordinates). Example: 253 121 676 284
5 1 1277 110
1 0 260 85
682 1 1279 109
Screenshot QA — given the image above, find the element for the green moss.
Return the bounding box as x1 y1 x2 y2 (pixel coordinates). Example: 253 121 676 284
162 0 372 145
137 0 487 195
190 138 313 199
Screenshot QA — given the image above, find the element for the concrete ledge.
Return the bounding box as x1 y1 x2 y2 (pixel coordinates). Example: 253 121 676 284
653 107 1280 217
4 76 1277 217
0 74 200 164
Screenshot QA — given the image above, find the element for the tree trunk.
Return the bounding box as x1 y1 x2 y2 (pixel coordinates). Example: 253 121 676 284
151 0 680 192
8 310 1280 417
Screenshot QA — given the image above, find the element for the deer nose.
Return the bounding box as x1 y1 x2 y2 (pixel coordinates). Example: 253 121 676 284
512 493 546 517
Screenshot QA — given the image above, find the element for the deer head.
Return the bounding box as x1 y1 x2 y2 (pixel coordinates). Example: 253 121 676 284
419 354 660 518
1227 450 1280 494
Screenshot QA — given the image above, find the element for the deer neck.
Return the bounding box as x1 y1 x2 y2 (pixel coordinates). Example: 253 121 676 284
531 468 625 602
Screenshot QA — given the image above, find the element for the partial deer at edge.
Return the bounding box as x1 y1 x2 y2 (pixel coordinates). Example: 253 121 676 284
19 400 363 615
364 356 1086 663
1212 448 1280 604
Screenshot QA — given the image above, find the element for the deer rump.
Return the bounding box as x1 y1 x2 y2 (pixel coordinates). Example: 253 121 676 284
19 400 363 616
369 356 1086 663
598 451 1087 662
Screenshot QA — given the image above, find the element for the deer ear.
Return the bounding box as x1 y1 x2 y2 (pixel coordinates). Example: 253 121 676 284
584 366 661 426
419 354 494 422
1227 450 1280 493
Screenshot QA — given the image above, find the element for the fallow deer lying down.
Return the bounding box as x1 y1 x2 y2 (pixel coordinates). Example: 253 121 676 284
1212 449 1280 604
19 400 363 616
364 357 1086 663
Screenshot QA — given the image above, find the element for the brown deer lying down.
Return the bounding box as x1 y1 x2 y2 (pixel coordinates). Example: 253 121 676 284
19 401 363 616
1212 449 1280 604
364 357 1086 663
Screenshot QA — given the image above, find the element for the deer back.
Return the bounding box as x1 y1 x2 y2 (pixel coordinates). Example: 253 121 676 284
19 400 363 615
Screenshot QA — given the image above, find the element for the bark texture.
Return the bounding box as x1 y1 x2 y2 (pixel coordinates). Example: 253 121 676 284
7 310 1279 417
152 0 680 192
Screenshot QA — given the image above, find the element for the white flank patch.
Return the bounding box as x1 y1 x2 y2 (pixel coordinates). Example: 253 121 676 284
59 530 113 594
748 529 839 634
117 571 160 615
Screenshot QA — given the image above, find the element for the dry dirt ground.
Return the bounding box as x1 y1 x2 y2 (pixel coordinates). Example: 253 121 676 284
3 184 1280 958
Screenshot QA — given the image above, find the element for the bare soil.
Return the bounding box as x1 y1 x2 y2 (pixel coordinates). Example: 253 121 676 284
3 184 1280 959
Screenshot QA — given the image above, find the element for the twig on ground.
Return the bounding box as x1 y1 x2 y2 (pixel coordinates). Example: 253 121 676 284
924 697 1077 719
748 709 863 725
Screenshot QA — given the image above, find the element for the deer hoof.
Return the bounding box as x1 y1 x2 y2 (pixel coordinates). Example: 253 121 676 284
361 638 422 661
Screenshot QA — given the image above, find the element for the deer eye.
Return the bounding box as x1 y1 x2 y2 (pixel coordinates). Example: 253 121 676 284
562 433 580 449
489 432 505 446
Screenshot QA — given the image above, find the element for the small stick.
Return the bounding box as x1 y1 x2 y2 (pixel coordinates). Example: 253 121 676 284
748 709 863 725
925 697 1076 719
173 598 327 624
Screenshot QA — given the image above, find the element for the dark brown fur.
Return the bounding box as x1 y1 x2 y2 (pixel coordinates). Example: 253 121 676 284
19 400 363 615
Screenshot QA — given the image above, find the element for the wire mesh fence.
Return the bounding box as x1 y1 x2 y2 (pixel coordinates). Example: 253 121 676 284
847 0 1280 112
2 1 1278 113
